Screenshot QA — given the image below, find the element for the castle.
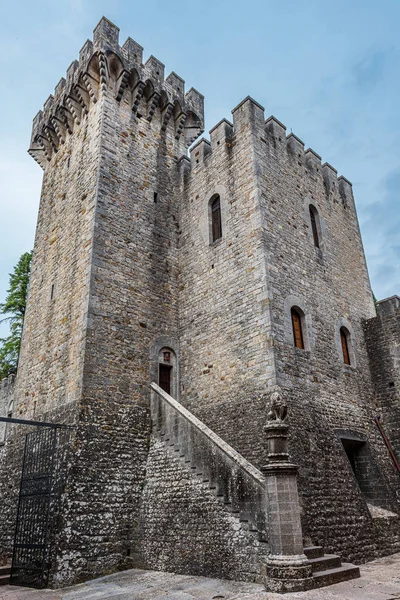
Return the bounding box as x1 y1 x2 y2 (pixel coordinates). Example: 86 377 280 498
0 16 399 592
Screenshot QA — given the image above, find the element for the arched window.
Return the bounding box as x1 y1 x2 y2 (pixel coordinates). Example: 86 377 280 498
211 195 222 242
340 327 351 365
291 307 304 349
309 205 320 248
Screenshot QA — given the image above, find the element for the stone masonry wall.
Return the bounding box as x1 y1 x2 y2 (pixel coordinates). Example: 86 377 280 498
178 99 275 473
259 117 400 562
140 437 268 582
177 98 400 565
34 19 204 586
0 70 102 561
364 296 400 464
1 18 205 585
0 375 15 443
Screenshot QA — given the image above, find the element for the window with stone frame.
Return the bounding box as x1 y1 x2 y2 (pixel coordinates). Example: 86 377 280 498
340 327 351 365
211 195 222 243
291 307 305 349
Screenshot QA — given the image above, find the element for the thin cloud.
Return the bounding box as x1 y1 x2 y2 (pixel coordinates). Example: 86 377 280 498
361 166 400 299
351 49 387 92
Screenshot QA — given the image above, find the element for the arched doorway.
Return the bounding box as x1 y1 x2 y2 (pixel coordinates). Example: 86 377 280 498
157 347 177 397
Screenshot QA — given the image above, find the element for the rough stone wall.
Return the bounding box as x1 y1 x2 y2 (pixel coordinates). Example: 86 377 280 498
0 375 15 442
15 103 101 420
259 118 400 561
0 79 102 562
140 437 268 582
0 17 205 586
178 99 275 471
177 98 400 564
0 374 18 565
364 296 400 464
2 14 400 587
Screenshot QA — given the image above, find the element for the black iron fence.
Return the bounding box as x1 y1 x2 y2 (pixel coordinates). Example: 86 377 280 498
0 417 72 588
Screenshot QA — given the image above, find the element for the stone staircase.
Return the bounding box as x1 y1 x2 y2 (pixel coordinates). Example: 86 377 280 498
0 565 11 586
151 383 360 590
304 546 360 586
151 383 268 544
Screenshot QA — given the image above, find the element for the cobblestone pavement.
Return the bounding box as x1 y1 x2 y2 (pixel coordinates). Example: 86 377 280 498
1 553 400 600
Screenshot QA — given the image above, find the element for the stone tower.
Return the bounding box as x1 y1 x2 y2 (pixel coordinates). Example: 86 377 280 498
3 17 204 583
1 15 400 590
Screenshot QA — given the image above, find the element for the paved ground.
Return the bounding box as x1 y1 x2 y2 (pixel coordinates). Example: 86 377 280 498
1 553 400 600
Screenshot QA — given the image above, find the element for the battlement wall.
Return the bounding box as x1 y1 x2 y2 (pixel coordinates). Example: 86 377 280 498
178 96 375 409
29 17 204 169
176 95 388 563
22 18 208 585
364 296 400 462
181 96 354 212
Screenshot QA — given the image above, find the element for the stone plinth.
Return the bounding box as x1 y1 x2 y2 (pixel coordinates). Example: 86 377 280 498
261 396 313 592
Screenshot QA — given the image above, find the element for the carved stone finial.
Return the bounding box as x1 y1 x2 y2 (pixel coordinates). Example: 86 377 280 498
267 391 287 423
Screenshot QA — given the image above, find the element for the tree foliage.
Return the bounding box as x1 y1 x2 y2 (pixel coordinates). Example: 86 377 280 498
0 252 32 379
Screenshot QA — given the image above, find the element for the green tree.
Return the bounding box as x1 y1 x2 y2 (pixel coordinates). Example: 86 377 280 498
0 252 32 379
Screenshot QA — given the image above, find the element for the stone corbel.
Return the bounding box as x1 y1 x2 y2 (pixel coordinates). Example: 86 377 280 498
65 97 81 125
43 124 58 153
28 148 47 170
98 51 108 94
185 127 203 148
147 92 161 122
132 81 145 114
74 84 89 114
50 116 66 145
161 103 174 132
81 73 98 104
36 135 52 161
175 111 187 140
59 106 73 134
116 70 130 102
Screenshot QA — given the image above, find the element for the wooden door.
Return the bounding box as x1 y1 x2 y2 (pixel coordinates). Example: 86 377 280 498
159 364 172 395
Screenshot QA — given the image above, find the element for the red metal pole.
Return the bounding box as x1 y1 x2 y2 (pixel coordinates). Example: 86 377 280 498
375 416 400 474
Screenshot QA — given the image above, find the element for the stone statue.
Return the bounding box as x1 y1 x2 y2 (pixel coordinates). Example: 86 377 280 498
267 391 287 423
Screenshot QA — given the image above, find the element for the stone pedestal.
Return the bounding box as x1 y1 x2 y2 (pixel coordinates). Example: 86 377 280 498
261 396 313 592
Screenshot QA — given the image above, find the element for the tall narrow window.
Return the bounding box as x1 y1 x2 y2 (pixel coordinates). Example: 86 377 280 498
309 205 320 248
340 327 351 365
211 195 222 242
291 307 304 349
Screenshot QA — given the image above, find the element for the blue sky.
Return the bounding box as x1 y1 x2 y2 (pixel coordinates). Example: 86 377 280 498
1 0 399 337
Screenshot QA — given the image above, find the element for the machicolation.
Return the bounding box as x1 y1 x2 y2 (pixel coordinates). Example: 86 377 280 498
0 15 399 593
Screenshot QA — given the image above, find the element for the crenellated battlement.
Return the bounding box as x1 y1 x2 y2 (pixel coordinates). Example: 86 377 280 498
0 374 15 392
181 96 353 207
28 17 204 169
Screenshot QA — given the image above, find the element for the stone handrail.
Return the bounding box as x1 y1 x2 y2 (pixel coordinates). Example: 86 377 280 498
150 382 268 539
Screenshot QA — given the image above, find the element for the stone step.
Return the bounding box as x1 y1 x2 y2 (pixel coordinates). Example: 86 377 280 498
0 574 10 586
304 545 324 559
0 566 11 576
312 562 360 587
307 554 342 573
